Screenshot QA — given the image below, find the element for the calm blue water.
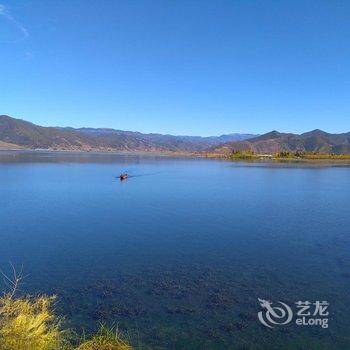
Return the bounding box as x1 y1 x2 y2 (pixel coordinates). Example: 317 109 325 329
0 151 350 349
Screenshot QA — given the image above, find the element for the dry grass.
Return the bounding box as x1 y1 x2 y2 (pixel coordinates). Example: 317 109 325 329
77 326 132 350
0 265 133 350
0 294 66 350
0 295 133 350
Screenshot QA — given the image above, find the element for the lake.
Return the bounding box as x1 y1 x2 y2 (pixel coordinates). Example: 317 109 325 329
0 151 349 349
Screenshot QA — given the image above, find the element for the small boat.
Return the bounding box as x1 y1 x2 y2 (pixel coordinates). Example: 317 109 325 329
119 173 129 180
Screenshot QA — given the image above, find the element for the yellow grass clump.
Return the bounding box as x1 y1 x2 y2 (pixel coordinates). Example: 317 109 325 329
77 326 132 350
0 294 133 350
0 265 133 350
0 294 65 350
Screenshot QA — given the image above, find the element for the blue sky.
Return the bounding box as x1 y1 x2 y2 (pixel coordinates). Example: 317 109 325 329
0 0 349 136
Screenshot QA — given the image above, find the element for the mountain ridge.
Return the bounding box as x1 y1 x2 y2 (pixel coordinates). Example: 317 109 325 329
211 129 350 155
1 115 349 154
0 115 256 152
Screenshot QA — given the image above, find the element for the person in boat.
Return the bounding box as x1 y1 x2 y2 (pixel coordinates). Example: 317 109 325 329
120 173 128 180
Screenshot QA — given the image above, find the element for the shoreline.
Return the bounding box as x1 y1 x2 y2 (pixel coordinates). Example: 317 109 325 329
2 148 350 165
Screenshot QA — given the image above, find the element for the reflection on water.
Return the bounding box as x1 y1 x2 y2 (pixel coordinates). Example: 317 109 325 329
0 151 350 349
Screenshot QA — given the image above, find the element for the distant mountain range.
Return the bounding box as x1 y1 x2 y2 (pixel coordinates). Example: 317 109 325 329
211 130 350 154
1 115 349 154
0 115 256 152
